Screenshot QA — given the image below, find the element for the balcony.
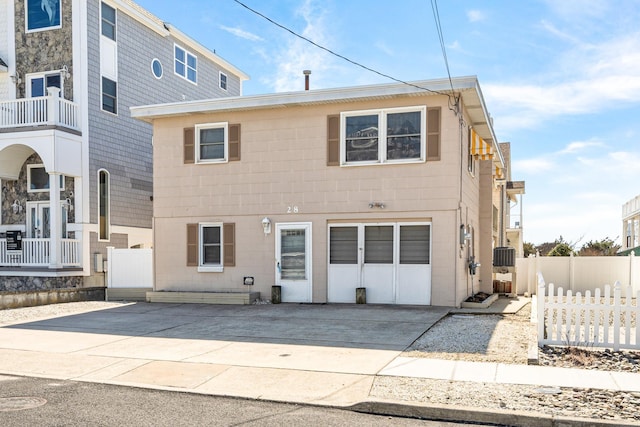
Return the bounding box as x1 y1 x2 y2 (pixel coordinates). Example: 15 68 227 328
0 93 80 133
0 238 80 268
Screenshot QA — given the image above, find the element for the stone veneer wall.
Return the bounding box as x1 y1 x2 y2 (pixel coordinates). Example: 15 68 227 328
14 0 73 100
1 153 75 228
0 276 82 292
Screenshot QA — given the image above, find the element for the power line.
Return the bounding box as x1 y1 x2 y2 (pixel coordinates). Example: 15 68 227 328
232 0 454 98
430 0 460 112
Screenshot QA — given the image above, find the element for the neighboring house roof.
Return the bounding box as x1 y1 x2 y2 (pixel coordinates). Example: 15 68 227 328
114 0 249 82
131 75 504 168
0 57 7 72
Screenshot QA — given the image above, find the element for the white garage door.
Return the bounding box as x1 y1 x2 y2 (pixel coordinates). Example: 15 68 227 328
327 222 431 305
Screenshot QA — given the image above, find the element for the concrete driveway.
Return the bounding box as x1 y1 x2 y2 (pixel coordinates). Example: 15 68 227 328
0 302 449 406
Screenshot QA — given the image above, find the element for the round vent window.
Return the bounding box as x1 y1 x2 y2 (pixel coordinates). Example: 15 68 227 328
151 59 163 79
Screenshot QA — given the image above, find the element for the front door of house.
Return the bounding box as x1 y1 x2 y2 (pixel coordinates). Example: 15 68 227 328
27 202 51 238
26 202 68 239
275 222 312 303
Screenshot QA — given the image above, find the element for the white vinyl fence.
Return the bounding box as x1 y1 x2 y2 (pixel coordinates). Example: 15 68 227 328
517 252 639 296
537 273 639 351
106 247 153 288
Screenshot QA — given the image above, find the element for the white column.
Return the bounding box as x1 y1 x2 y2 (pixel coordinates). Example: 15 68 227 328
49 172 61 268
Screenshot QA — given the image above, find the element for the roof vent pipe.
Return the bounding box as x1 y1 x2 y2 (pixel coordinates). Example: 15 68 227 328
303 70 311 91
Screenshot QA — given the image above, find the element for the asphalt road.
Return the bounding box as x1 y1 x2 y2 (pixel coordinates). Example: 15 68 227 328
0 375 493 427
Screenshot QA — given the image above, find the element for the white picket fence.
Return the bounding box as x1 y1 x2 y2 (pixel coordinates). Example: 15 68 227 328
537 273 640 351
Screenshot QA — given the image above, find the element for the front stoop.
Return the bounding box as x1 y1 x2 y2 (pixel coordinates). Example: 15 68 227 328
146 291 260 305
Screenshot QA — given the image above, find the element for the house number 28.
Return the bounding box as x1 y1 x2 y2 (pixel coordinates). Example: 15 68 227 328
287 206 299 214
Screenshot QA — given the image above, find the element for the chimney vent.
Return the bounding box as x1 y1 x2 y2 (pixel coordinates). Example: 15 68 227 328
303 70 311 90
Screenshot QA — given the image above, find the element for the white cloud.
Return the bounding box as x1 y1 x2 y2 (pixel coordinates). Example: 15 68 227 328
219 25 264 42
485 31 640 134
558 140 605 154
467 10 485 23
262 0 336 92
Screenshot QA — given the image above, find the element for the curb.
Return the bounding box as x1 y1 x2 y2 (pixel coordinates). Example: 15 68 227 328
348 400 640 427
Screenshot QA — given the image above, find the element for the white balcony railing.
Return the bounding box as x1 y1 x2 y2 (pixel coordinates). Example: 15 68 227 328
0 95 80 131
0 238 81 268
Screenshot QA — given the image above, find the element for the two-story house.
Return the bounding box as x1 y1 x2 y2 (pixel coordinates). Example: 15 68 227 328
621 194 640 256
0 0 247 292
133 76 508 307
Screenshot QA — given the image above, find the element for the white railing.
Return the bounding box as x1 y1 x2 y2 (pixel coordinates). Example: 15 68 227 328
537 273 639 351
0 95 80 131
0 238 80 267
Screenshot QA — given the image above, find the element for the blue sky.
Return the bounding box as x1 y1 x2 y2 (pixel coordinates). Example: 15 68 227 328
135 0 640 246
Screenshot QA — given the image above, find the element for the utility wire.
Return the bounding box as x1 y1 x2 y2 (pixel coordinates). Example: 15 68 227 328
430 0 460 113
233 0 454 98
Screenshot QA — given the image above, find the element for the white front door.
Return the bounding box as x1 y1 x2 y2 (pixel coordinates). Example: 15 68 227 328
26 201 68 239
328 222 432 305
276 222 312 303
27 202 51 238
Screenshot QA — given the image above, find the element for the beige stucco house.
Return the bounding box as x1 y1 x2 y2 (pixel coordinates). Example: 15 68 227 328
132 76 510 307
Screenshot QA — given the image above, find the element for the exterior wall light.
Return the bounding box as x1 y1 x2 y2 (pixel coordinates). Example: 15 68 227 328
368 202 385 209
11 200 22 214
261 217 271 235
10 72 21 84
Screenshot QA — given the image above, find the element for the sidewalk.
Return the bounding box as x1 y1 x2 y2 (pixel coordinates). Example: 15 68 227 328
0 301 638 427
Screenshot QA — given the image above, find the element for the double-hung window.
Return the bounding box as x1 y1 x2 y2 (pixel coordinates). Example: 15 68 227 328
101 77 117 114
219 72 228 90
200 223 222 271
175 45 197 84
101 2 116 40
341 106 426 165
196 122 228 163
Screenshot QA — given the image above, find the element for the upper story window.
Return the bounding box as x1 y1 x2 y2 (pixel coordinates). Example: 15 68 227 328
27 72 62 97
101 77 117 114
101 2 116 41
26 0 61 33
219 72 228 90
27 164 64 192
340 106 426 165
151 59 163 79
175 45 197 84
195 123 228 163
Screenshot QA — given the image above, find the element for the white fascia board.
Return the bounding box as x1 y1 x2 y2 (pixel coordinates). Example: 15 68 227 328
131 76 478 121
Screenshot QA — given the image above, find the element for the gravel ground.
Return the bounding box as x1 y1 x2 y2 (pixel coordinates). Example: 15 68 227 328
371 301 640 422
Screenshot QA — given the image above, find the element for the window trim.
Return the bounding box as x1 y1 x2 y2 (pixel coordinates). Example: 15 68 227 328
100 2 116 41
25 0 62 33
174 44 197 84
101 76 118 115
219 71 228 91
198 222 224 272
195 122 228 164
468 127 477 176
340 106 426 166
27 164 64 193
26 71 64 98
98 169 110 241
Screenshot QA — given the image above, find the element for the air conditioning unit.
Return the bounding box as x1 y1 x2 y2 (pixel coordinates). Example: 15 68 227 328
493 247 515 267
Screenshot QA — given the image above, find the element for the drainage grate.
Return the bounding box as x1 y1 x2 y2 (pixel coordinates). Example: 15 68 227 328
0 397 47 412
